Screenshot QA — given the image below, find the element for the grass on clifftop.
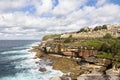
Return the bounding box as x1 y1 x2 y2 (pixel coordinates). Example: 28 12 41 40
97 53 120 61
81 39 104 49
96 53 113 59
43 34 61 40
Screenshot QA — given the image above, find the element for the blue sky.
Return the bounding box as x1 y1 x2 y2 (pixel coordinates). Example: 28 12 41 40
110 0 120 5
0 0 120 40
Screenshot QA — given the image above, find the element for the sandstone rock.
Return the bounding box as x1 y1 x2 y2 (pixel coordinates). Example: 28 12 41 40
77 77 87 80
77 74 105 80
77 73 120 80
98 66 107 73
109 75 120 80
106 68 120 76
85 56 99 63
36 51 44 58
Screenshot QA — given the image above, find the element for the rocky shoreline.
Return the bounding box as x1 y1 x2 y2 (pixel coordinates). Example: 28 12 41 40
29 47 80 79
29 26 120 80
29 45 120 80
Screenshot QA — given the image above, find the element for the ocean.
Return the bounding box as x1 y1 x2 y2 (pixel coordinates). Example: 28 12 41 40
0 40 63 80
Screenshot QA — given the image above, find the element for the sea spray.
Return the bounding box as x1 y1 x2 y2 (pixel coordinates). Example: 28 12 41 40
0 40 63 80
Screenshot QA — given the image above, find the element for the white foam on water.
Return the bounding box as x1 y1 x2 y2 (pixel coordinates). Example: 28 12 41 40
1 49 27 54
2 52 34 61
1 56 63 80
11 41 40 51
0 41 63 80
14 58 40 69
27 41 40 49
0 69 63 80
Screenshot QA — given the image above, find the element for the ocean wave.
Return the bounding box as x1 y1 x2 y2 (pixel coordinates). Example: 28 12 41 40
1 56 63 80
0 41 63 80
1 50 27 54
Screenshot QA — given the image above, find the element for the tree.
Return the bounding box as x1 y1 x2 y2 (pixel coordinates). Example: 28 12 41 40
111 40 120 55
103 33 112 39
64 35 73 43
100 42 111 53
102 25 107 29
77 28 88 33
117 37 120 39
93 26 102 31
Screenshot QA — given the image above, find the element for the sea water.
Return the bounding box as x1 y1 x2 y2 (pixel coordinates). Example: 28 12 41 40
0 40 63 80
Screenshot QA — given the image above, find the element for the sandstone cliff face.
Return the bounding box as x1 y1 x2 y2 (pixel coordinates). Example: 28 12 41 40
33 24 120 80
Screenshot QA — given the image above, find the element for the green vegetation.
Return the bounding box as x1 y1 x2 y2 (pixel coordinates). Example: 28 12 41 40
76 27 90 33
43 34 60 40
62 37 120 61
102 25 107 29
96 38 120 61
42 25 119 62
103 33 113 39
81 39 104 49
100 42 111 52
113 61 120 68
97 53 120 62
64 35 73 43
111 39 120 55
93 25 107 31
77 25 108 33
96 53 113 59
114 55 120 62
117 37 120 39
93 26 102 31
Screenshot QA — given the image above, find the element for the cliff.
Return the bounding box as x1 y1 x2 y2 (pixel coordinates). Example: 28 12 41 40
31 24 120 80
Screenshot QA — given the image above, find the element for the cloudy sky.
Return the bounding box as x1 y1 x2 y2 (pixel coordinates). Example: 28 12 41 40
0 0 120 40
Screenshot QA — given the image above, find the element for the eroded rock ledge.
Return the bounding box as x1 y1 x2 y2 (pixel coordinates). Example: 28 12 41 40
29 25 120 80
30 45 120 80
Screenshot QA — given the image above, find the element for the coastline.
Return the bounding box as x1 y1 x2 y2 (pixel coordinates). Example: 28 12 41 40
29 25 120 80
29 44 120 80
29 46 81 80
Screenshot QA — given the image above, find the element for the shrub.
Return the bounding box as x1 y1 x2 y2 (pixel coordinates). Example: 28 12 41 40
64 35 73 43
100 42 111 53
102 25 107 29
81 39 104 49
96 53 113 59
76 28 89 33
103 33 112 39
93 26 102 31
111 40 120 55
117 37 120 39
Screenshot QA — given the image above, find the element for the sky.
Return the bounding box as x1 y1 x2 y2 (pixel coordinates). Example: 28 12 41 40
0 0 120 40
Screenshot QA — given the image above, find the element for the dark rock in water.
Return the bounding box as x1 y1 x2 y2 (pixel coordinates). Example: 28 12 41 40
39 67 47 72
35 61 39 64
39 58 53 66
50 76 71 80
50 77 61 80
61 77 71 80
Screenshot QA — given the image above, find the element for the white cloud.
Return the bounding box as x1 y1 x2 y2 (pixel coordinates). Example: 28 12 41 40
53 0 88 16
0 0 30 13
88 4 120 24
33 0 53 15
0 0 120 39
